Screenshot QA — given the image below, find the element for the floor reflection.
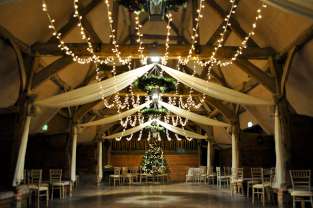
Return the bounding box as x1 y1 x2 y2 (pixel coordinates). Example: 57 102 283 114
50 184 277 208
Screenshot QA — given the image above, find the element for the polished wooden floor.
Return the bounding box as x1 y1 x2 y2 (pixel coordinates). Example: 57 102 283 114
50 183 277 208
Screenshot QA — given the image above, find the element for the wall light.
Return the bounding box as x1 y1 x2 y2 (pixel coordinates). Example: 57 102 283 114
247 121 253 128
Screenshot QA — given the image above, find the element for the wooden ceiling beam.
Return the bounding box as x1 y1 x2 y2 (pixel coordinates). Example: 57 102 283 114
31 56 73 88
47 0 102 43
164 16 190 44
207 0 259 47
234 59 276 93
192 0 200 51
81 17 102 43
33 43 274 59
206 1 239 46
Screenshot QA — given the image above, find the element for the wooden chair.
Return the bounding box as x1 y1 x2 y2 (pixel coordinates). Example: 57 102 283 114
109 167 121 186
129 167 139 182
199 166 207 184
230 168 244 195
185 168 195 183
289 170 313 208
121 167 132 184
252 168 272 206
28 169 49 208
49 169 67 200
247 168 262 198
216 167 230 188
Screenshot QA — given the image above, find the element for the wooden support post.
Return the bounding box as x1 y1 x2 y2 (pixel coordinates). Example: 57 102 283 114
96 141 103 185
207 139 213 174
107 141 112 165
70 126 78 183
12 114 32 186
231 120 240 171
270 57 292 207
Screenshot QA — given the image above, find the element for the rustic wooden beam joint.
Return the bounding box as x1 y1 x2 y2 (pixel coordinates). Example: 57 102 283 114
234 59 276 93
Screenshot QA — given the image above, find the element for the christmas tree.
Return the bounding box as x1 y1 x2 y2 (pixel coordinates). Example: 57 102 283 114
140 141 169 175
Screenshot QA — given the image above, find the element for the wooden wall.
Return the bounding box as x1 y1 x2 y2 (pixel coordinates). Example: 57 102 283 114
216 131 275 168
111 152 199 182
25 133 71 180
0 112 17 191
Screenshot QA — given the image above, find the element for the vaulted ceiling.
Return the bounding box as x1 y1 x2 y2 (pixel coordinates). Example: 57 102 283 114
0 0 312 144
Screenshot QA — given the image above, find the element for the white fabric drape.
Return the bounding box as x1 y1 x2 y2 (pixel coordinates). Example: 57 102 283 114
156 120 207 139
159 100 230 127
97 141 103 184
35 64 155 108
274 106 286 188
70 126 78 182
13 116 31 187
158 64 273 106
103 120 153 139
79 101 152 127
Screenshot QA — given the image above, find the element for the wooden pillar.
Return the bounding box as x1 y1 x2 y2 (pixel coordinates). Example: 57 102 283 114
12 112 32 186
70 126 78 182
270 57 292 207
207 139 213 174
96 140 103 185
231 122 240 170
107 141 112 165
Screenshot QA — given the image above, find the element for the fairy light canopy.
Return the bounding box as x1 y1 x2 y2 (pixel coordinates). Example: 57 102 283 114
37 0 288 142
1 0 311 144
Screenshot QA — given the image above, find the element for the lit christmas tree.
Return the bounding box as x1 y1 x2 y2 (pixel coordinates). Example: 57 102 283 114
141 141 169 175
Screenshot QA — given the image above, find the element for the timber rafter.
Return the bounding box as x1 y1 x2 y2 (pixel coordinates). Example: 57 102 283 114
33 43 275 59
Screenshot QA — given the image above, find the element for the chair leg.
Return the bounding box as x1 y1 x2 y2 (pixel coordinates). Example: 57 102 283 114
262 188 265 207
37 191 40 208
293 196 295 208
252 188 255 204
310 196 313 208
46 190 49 207
51 186 54 200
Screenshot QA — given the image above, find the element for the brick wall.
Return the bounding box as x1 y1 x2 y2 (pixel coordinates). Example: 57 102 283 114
111 152 199 182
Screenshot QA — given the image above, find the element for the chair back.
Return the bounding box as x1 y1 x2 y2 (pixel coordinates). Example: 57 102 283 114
49 169 62 183
129 167 139 174
289 170 311 191
199 166 206 175
216 167 221 177
30 169 42 185
114 167 121 175
187 168 194 176
121 167 128 175
232 168 243 180
251 168 262 182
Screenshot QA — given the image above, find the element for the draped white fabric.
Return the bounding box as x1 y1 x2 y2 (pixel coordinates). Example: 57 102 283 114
79 101 152 127
156 120 207 139
35 64 155 108
103 120 153 139
158 64 273 106
13 116 31 186
159 100 230 127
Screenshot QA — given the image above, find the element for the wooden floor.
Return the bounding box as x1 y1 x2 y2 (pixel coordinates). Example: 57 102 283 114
50 183 277 208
